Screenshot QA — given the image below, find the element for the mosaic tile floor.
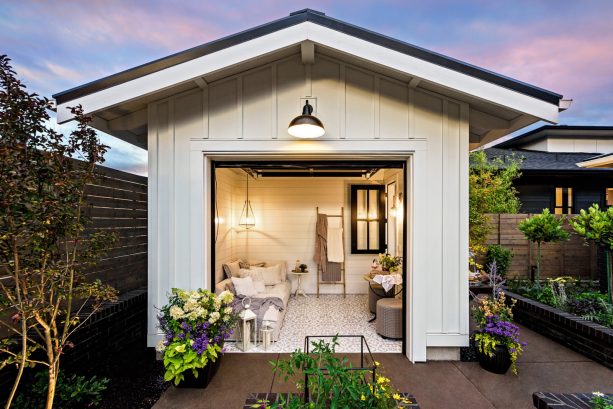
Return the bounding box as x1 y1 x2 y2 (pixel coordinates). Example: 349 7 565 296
225 294 403 353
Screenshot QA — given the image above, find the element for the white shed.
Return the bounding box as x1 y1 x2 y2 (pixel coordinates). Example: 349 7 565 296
54 9 567 362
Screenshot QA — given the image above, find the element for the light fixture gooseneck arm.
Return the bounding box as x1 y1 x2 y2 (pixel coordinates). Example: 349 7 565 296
302 100 313 115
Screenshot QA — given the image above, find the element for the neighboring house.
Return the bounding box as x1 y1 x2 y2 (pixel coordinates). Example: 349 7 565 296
52 9 567 362
485 126 613 214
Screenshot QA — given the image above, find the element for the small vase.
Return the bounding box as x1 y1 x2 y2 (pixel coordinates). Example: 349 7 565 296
176 355 222 389
477 344 511 374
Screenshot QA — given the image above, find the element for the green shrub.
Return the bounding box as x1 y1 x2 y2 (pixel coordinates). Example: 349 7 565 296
486 245 514 277
13 371 108 409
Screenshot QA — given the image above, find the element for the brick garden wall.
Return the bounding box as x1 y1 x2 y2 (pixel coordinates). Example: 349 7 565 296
482 214 598 280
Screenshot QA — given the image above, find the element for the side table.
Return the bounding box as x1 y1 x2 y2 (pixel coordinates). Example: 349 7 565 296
290 270 309 297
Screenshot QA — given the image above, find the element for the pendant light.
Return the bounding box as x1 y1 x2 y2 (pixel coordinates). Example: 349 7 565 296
288 100 325 138
239 173 256 229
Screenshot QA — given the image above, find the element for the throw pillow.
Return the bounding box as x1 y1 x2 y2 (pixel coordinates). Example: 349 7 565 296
231 276 258 297
239 269 266 293
223 260 241 278
252 264 282 286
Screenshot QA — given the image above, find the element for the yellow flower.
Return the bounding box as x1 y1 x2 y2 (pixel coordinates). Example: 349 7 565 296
393 393 401 400
360 394 366 401
374 361 380 366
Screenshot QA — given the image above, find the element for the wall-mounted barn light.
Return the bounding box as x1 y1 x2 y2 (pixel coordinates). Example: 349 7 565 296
287 100 325 138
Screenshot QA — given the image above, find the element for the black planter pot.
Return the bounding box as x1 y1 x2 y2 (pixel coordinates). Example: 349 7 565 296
477 344 511 374
176 356 222 389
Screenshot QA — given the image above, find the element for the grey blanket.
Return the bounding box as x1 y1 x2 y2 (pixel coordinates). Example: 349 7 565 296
231 295 285 329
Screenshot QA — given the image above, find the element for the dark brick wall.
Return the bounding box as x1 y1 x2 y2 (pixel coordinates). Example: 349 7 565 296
506 291 613 369
0 288 147 402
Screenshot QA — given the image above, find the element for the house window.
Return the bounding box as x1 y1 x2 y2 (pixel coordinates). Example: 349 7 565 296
607 188 613 207
351 185 385 254
554 187 573 214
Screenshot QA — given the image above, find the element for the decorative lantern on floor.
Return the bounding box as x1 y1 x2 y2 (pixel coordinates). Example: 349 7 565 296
236 297 257 351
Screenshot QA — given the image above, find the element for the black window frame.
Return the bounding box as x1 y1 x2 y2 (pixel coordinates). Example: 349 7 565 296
350 185 386 254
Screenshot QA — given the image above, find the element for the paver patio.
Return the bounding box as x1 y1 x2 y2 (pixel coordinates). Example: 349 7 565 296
152 325 613 409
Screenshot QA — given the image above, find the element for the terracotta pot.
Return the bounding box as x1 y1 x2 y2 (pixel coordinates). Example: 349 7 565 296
176 355 222 389
477 344 511 374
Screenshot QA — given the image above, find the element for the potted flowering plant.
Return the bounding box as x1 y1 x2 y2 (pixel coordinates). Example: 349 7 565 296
157 288 237 388
472 262 525 375
376 254 402 273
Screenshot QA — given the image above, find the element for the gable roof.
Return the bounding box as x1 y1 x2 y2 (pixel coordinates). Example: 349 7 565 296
484 147 613 172
53 9 562 106
493 125 613 149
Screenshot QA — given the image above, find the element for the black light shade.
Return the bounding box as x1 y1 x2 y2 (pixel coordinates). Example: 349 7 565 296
288 100 325 138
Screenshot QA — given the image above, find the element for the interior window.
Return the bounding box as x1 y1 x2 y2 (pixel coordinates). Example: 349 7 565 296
351 185 385 254
554 187 573 214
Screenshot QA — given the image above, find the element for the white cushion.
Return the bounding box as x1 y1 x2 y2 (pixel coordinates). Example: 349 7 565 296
239 269 265 293
231 276 258 297
252 265 282 286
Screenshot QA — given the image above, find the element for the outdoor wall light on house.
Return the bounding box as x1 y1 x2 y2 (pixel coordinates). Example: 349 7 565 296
287 100 325 138
238 173 256 229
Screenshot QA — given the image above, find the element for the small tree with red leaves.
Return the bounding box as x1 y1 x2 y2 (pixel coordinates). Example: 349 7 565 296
0 55 118 409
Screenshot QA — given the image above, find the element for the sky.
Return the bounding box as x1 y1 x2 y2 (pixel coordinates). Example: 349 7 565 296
2 0 613 175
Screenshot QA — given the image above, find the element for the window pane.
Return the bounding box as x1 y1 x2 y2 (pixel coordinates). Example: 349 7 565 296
607 188 613 206
567 188 573 214
368 189 379 220
368 221 379 249
554 207 563 215
555 187 563 206
357 221 368 250
357 190 367 219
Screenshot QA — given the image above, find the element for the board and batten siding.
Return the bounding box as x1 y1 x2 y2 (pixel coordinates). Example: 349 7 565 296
147 53 469 361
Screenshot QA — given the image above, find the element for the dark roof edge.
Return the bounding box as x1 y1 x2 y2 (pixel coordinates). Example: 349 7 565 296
494 125 613 148
53 9 563 106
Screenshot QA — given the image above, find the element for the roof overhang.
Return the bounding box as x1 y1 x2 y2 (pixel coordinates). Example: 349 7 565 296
53 10 566 149
577 154 613 168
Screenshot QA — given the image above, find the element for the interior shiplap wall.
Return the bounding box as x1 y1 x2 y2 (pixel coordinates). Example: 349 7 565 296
216 172 394 294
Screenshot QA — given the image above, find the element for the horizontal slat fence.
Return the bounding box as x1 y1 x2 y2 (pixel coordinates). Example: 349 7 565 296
482 214 597 279
83 165 147 293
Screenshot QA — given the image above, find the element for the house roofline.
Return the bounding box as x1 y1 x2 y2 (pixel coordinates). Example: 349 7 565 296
494 125 613 149
53 9 562 106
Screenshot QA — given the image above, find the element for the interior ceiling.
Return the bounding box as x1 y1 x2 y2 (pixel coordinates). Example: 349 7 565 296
216 160 404 178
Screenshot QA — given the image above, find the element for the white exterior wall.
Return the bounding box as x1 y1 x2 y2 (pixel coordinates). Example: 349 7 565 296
524 137 613 153
147 54 469 361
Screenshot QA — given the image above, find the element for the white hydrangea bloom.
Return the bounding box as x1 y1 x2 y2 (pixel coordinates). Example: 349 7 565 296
169 305 185 320
155 340 166 353
219 290 234 304
224 306 233 315
184 299 198 312
208 311 221 324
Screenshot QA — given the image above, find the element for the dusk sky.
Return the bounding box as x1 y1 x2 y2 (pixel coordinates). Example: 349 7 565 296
2 1 613 175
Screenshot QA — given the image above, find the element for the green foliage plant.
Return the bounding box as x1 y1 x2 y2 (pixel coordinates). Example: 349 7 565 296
377 254 402 273
570 204 613 303
469 151 522 255
267 337 412 408
13 371 108 409
486 245 514 277
517 209 570 288
590 392 613 409
0 55 118 409
157 288 238 385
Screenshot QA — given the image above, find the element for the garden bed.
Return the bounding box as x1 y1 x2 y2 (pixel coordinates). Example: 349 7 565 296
505 290 613 369
243 393 419 408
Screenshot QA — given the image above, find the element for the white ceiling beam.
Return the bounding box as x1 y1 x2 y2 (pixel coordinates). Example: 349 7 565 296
476 114 537 148
301 40 315 64
408 77 421 88
193 77 208 89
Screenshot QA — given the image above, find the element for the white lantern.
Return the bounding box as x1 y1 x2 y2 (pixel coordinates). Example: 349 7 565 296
236 297 257 351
